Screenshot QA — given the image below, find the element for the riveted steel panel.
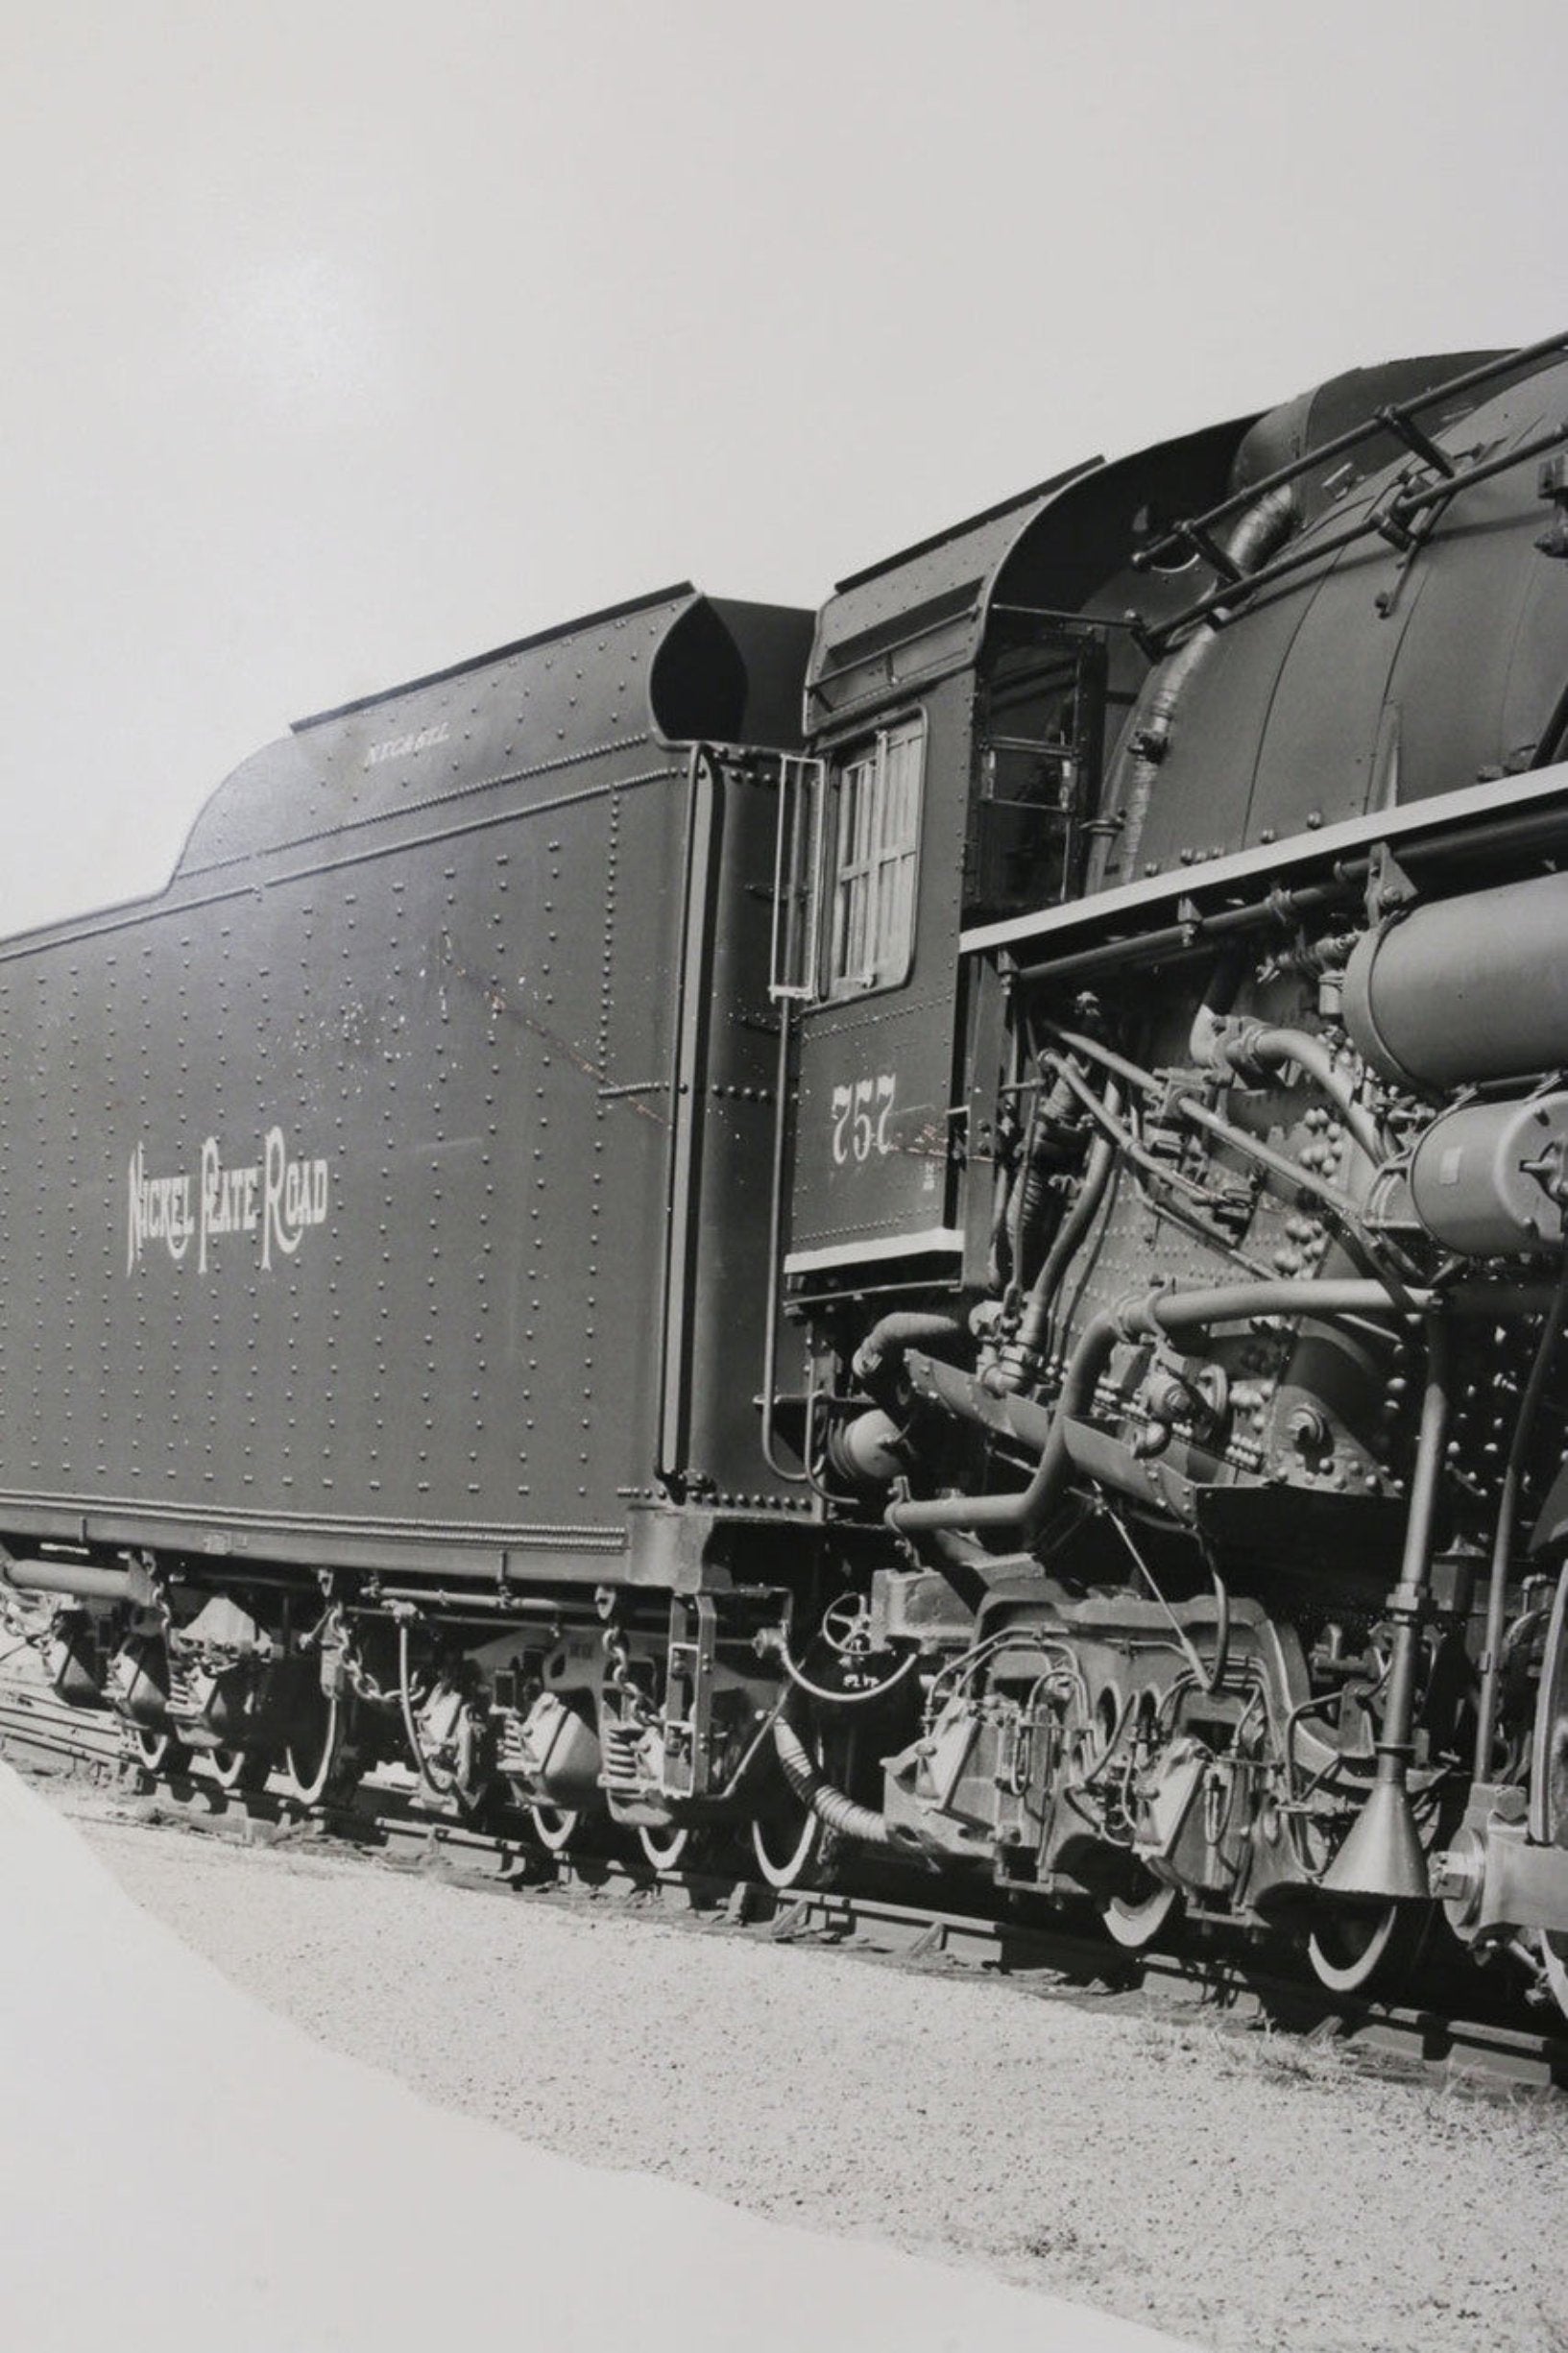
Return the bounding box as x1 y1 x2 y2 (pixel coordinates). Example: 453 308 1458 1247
1098 356 1568 881
0 589 811 1580
788 994 957 1250
180 589 689 877
787 684 973 1258
808 473 1095 731
0 764 657 1552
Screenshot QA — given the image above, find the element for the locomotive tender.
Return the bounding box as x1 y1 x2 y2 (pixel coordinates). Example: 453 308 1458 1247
12 331 1568 2007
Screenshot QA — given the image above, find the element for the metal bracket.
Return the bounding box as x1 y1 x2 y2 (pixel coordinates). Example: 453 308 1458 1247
1536 451 1568 560
660 1592 717 1802
1364 838 1417 921
1435 1798 1568 1944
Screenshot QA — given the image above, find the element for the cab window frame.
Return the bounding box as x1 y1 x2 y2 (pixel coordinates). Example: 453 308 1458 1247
821 710 926 1004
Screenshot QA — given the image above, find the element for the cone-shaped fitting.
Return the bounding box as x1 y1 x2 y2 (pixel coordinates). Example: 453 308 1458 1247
1320 1779 1432 1904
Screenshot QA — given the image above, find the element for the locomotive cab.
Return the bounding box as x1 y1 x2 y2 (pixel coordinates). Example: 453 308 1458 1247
763 333 1568 2000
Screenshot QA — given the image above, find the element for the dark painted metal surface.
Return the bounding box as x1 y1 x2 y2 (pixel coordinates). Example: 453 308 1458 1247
1097 356 1568 885
786 418 1256 1274
785 687 973 1266
0 592 811 1585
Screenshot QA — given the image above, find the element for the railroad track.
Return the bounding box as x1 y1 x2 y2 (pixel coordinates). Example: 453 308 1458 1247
5 1668 1566 2096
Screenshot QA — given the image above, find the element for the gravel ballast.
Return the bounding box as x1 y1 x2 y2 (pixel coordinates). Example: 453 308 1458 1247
54 1788 1568 2353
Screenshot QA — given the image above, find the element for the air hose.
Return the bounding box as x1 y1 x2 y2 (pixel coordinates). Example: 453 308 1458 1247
772 1714 900 1850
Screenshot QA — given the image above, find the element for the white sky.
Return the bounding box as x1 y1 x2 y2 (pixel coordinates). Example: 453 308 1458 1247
4 0 1565 932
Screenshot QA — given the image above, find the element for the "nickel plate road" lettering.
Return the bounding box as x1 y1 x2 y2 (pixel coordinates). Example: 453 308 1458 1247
127 1128 330 1274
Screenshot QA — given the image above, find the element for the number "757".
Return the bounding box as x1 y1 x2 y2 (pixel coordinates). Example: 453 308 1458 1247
831 1073 896 1164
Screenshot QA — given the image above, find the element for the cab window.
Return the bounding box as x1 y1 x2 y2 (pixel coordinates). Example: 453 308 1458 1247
826 716 923 998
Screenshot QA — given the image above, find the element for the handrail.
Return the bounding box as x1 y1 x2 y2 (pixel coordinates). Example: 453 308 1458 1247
1131 414 1568 659
1132 329 1568 575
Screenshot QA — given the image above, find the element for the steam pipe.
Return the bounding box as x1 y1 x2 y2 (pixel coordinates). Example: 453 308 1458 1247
1108 486 1300 885
1249 1026 1384 1166
1010 796 1568 996
1057 1023 1367 1229
888 1305 1115 1540
1037 1053 1269 1275
1189 1014 1385 1167
1006 1062 1087 1289
1133 332 1568 567
1015 1088 1121 1359
888 1277 1414 1540
1371 1309 1452 1786
1011 877 1352 991
1319 1312 1454 1904
852 1313 969 1412
1049 1024 1416 1301
4 1559 132 1604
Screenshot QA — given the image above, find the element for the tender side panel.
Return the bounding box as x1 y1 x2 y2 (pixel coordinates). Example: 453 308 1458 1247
0 765 688 1565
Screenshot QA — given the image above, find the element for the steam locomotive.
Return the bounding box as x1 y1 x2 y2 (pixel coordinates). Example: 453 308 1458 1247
10 331 1568 2013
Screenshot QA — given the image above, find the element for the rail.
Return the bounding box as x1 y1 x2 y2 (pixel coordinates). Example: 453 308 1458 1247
5 1671 1565 2096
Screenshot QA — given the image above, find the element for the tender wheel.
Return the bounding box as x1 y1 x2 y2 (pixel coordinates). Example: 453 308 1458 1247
749 1705 846 1891
282 1689 355 1807
126 1723 185 1777
750 1804 833 1891
637 1823 693 1871
1101 1874 1183 1953
1306 1902 1412 1996
529 1805 582 1856
209 1745 271 1794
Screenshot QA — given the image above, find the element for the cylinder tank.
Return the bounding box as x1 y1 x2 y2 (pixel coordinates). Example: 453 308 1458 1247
1342 872 1568 1091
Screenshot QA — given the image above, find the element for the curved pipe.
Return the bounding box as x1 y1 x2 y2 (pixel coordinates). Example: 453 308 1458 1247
1108 484 1300 884
1006 1064 1086 1290
1049 1026 1407 1294
889 1276 1415 1540
772 1714 900 1849
1015 1086 1121 1359
1039 1052 1270 1274
889 1306 1118 1540
852 1313 968 1411
1190 1015 1385 1167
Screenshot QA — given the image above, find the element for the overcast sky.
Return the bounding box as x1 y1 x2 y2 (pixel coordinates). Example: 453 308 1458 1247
5 0 1565 932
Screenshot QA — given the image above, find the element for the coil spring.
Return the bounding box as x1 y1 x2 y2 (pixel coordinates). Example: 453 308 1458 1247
599 1719 642 1788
